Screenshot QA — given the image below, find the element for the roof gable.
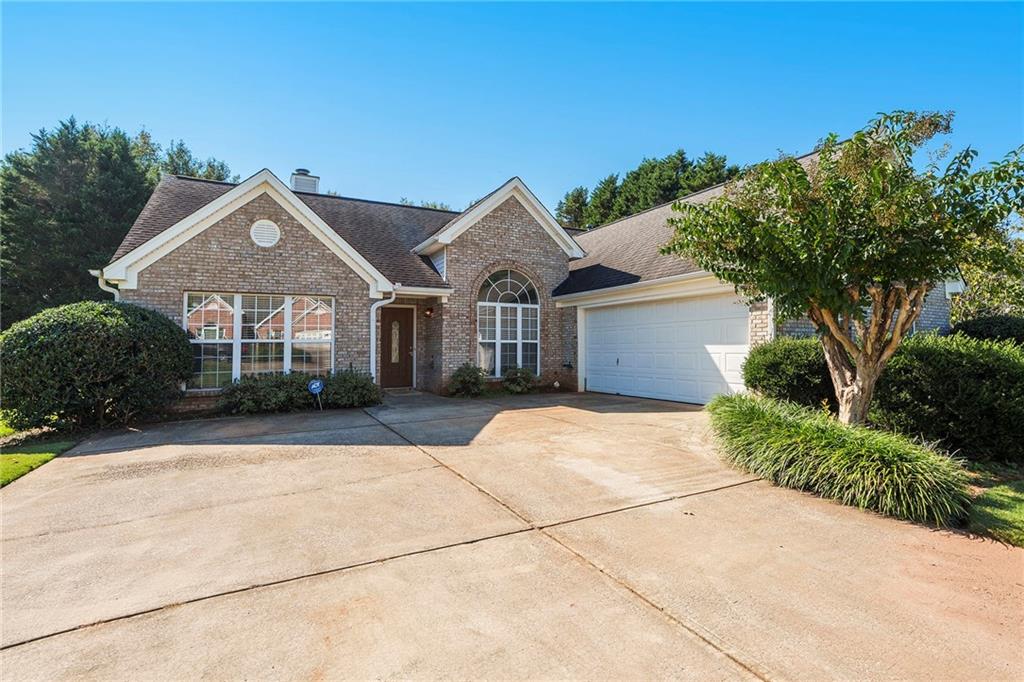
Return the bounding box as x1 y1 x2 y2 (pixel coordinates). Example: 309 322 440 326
104 171 456 294
413 177 585 259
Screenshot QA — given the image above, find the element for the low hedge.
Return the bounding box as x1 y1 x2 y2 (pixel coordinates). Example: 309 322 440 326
743 335 1024 463
0 301 192 430
707 394 970 526
873 334 1024 463
949 315 1024 345
742 337 834 409
218 370 381 415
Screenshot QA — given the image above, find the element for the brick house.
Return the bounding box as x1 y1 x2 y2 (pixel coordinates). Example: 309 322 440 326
95 167 953 404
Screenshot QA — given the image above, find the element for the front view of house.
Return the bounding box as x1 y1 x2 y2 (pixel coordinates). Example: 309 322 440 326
95 167 952 404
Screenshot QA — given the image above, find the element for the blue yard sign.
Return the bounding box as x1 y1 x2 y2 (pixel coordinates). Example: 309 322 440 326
308 378 324 395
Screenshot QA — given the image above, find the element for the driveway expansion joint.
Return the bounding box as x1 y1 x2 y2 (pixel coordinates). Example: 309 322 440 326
364 405 770 681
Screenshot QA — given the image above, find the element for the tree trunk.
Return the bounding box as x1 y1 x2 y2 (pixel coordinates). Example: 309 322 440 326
819 328 880 425
834 365 880 424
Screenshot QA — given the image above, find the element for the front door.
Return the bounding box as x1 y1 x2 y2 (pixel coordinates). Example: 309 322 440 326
380 307 414 388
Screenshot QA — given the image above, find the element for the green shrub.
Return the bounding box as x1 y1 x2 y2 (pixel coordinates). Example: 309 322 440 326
872 333 1024 463
744 335 1024 463
707 394 970 526
218 370 381 415
502 367 535 394
0 301 192 430
949 315 1024 345
322 370 382 408
448 363 486 397
743 338 834 409
218 373 311 414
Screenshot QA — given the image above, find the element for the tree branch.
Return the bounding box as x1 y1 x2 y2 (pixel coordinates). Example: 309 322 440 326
817 306 862 360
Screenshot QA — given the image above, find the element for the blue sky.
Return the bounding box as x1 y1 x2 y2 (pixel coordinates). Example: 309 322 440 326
3 2 1021 210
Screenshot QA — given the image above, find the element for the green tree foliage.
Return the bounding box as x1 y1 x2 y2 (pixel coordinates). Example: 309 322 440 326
1 118 234 328
555 186 588 229
665 111 1024 424
950 236 1024 324
560 149 739 230
583 174 621 228
399 197 453 211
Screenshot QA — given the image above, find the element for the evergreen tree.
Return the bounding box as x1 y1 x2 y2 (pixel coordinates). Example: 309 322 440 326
555 186 588 229
559 147 741 230
584 174 620 228
1 118 236 328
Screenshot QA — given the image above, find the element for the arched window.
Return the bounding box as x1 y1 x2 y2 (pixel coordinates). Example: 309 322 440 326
476 270 540 377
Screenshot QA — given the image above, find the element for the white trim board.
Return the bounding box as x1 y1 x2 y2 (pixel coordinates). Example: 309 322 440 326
413 178 585 259
553 272 734 309
101 169 394 297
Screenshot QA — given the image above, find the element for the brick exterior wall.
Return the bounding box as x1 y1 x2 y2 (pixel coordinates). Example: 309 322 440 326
120 193 374 374
748 300 772 345
372 297 445 393
441 196 577 391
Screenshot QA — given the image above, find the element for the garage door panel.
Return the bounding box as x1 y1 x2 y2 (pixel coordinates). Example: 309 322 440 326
584 292 750 405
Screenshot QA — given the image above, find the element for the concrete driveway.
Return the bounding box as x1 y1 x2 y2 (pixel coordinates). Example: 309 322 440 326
1 392 1021 680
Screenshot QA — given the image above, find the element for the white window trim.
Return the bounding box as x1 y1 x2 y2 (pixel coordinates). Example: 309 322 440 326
477 301 540 378
183 292 335 390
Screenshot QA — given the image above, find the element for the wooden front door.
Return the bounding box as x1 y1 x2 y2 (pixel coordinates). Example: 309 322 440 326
380 307 414 388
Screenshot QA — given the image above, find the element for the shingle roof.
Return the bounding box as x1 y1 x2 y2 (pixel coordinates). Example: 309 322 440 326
110 175 459 288
552 183 725 297
554 150 820 297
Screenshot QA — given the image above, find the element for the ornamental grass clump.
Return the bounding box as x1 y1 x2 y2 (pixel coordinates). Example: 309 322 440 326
707 394 970 526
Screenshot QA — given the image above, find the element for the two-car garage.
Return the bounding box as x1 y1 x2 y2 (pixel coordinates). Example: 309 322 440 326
578 291 751 405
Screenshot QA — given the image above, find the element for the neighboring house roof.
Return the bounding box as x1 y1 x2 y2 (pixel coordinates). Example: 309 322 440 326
553 183 725 297
553 149 821 297
110 174 459 289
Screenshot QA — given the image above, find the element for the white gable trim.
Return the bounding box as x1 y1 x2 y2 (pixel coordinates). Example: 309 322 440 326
412 178 585 259
101 169 394 297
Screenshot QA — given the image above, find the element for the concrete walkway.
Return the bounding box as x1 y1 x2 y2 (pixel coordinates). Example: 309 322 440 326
1 392 1021 680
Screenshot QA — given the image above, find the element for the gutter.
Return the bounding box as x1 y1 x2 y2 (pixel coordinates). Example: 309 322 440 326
89 269 120 301
368 286 398 381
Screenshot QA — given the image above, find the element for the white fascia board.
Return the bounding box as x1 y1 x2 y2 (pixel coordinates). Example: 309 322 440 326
413 178 585 259
394 285 453 302
102 169 394 296
553 271 733 309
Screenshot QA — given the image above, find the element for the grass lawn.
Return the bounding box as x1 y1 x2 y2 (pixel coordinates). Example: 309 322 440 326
1 441 75 487
0 418 16 439
966 462 1024 547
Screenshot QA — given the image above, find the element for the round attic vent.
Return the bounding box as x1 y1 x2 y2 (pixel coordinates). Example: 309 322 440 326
250 219 281 247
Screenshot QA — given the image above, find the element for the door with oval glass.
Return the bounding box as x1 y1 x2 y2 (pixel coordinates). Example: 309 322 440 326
380 307 414 388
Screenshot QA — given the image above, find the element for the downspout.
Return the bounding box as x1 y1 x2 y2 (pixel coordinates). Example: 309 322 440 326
368 285 398 381
89 269 120 301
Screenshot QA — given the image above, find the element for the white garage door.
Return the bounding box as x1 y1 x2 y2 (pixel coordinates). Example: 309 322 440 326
584 292 750 404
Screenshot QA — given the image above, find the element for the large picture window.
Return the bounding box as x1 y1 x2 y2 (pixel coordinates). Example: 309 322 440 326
185 293 334 389
476 270 540 377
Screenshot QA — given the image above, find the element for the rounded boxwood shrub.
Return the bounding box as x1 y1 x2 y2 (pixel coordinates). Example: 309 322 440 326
448 363 486 397
218 370 381 415
502 367 535 394
872 333 1024 463
0 301 192 430
743 337 834 409
949 315 1024 345
707 394 970 526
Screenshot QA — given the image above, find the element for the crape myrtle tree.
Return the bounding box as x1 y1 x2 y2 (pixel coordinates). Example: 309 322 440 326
663 111 1024 424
